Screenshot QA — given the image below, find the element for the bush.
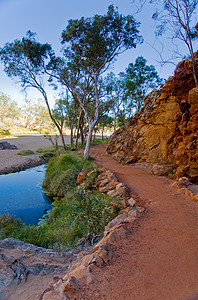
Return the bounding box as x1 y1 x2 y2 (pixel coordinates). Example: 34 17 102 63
73 190 116 235
0 128 10 135
17 149 35 155
36 146 59 153
43 151 93 198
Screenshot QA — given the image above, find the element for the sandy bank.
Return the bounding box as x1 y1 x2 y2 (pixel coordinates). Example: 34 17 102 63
0 135 70 174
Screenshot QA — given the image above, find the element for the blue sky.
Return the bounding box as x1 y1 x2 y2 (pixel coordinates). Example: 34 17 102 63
0 0 197 106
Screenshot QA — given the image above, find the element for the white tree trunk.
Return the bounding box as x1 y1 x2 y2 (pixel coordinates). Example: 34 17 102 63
84 121 96 159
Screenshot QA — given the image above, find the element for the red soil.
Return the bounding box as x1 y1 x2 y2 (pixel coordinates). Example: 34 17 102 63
75 144 198 300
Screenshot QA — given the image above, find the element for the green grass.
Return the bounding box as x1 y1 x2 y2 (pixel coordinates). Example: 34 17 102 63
0 151 120 250
92 137 109 145
35 145 63 153
0 215 48 247
17 149 35 156
43 151 94 198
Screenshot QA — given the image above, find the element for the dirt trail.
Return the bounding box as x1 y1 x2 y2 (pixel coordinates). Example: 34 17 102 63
77 144 198 300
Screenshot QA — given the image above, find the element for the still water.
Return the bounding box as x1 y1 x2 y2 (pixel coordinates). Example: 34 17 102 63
0 164 52 225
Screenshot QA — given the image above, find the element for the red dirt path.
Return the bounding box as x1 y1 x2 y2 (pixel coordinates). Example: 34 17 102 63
76 144 198 300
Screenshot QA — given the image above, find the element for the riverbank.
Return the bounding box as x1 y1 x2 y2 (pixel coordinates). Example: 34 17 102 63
0 135 70 174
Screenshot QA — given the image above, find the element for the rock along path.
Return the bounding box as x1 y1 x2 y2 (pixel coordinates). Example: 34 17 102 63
76 144 198 300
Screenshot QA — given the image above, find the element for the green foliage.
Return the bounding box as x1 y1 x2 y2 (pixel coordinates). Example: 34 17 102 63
36 146 63 153
0 92 20 131
0 31 53 87
43 151 93 198
104 71 128 129
0 214 49 247
42 152 55 158
123 56 164 112
56 5 143 158
0 32 68 150
135 0 198 86
17 149 35 155
53 92 76 130
0 128 10 135
22 99 54 131
61 5 142 74
73 190 115 235
117 111 128 127
92 138 109 145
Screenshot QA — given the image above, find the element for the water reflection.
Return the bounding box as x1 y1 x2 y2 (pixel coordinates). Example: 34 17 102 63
0 164 53 225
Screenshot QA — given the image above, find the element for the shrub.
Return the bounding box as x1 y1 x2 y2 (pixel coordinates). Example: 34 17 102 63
0 128 10 135
36 146 59 153
43 151 93 198
17 149 35 155
73 190 116 235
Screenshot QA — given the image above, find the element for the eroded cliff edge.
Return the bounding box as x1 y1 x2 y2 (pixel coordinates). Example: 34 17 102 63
107 52 198 182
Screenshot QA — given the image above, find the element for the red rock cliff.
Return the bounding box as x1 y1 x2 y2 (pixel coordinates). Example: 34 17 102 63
107 52 198 182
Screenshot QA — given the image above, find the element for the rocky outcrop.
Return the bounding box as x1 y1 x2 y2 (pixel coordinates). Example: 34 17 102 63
0 238 78 298
107 52 198 182
172 177 198 202
0 141 17 150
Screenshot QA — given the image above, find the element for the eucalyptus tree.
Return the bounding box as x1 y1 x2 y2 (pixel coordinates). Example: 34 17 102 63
0 31 67 150
104 72 126 131
0 92 19 123
51 5 143 159
22 98 53 130
123 56 164 112
152 0 198 86
133 0 198 86
53 92 77 149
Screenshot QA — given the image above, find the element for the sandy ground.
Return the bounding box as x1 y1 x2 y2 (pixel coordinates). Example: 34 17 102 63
73 144 198 300
0 135 70 173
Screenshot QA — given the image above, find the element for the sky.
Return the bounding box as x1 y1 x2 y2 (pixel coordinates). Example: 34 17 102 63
0 0 197 107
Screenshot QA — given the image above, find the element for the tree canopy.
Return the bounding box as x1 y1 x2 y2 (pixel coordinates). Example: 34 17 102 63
152 0 198 86
58 5 143 158
61 5 143 77
123 56 164 111
133 0 198 86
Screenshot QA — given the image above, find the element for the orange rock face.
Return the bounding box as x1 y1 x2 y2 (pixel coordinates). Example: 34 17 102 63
107 52 198 182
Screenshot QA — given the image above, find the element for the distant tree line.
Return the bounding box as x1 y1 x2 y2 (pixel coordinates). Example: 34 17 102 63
0 93 54 134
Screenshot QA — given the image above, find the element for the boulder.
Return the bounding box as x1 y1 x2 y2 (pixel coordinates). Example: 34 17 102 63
152 163 175 176
128 197 136 207
104 213 128 233
0 238 73 289
76 170 86 185
63 276 79 294
99 182 115 193
0 141 18 150
92 242 114 265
